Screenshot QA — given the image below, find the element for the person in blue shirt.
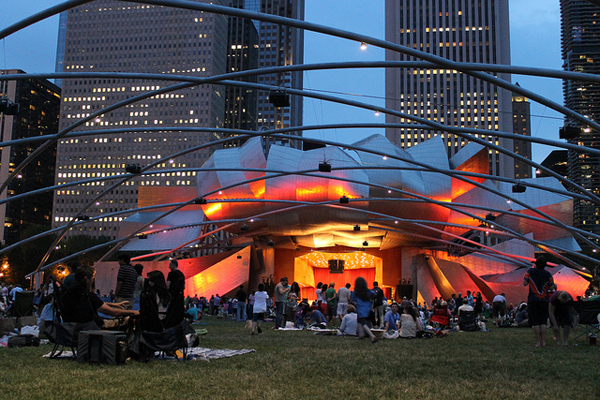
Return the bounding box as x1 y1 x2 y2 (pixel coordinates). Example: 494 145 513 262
305 308 327 328
384 303 401 332
186 303 201 321
351 277 378 343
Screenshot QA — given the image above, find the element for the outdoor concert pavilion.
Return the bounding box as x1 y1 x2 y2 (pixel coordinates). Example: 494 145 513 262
93 134 589 306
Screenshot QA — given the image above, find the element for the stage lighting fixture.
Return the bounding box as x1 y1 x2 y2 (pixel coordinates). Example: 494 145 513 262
512 183 526 193
354 225 360 231
240 224 249 231
318 162 331 172
362 241 368 247
269 90 290 107
267 240 275 247
237 254 242 259
559 126 581 139
340 196 349 204
194 197 207 204
485 213 496 221
125 164 142 174
138 234 148 239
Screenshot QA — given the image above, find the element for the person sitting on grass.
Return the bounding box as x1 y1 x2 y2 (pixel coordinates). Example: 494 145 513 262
186 302 201 322
338 305 358 336
62 264 139 330
399 305 423 338
304 307 327 328
512 303 529 327
382 303 401 339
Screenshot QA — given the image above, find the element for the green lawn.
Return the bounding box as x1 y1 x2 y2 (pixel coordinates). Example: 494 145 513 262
1 318 599 400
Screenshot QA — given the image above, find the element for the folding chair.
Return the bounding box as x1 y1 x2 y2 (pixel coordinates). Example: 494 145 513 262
430 305 451 328
11 290 34 317
458 310 478 332
573 300 600 345
45 282 100 358
129 286 194 361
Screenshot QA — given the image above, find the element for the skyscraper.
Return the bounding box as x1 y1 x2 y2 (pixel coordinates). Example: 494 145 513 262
224 0 260 148
256 0 304 152
53 1 304 240
384 0 513 177
512 86 532 179
560 0 600 248
53 0 228 239
0 70 60 244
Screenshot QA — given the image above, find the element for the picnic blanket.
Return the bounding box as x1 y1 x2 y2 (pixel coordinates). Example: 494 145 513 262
43 347 255 361
186 347 255 361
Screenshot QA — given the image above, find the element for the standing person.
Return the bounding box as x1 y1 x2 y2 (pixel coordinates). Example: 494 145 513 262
208 295 215 316
455 292 463 317
474 292 484 320
325 282 338 326
115 254 137 310
320 284 329 315
273 277 290 329
235 285 247 322
166 259 186 324
290 281 301 298
213 294 221 315
133 263 144 311
523 256 555 347
316 282 324 304
166 259 185 300
247 291 255 319
466 290 474 307
549 290 577 345
337 283 352 320
372 282 385 328
492 293 508 326
251 283 269 335
352 277 378 343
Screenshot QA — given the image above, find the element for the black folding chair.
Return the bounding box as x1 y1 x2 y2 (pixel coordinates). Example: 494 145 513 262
129 288 195 361
11 290 34 317
573 300 600 345
458 310 478 332
45 282 100 358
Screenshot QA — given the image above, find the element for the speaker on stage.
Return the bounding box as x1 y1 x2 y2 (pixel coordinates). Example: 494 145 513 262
328 259 344 274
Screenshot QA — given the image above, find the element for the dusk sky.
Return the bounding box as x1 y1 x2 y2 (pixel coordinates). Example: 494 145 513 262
1 0 564 163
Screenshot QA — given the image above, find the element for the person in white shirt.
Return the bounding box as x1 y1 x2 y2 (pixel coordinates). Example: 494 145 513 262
337 283 352 320
251 283 269 335
457 298 474 318
492 293 508 326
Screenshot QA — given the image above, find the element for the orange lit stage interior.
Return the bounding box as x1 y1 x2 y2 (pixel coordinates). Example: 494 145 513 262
293 251 379 300
179 247 590 306
180 247 401 301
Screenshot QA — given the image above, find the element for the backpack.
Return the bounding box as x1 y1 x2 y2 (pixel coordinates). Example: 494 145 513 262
7 334 40 348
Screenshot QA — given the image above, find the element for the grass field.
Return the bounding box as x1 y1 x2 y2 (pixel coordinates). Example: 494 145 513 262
1 317 599 400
